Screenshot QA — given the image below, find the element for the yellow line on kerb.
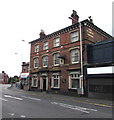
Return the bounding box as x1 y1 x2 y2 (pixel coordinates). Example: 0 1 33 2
94 103 113 108
72 100 113 108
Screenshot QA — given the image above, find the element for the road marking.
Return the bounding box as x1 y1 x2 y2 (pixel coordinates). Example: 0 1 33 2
8 113 15 116
94 103 113 108
51 102 97 114
72 99 113 108
4 95 23 101
21 96 41 101
20 115 26 118
0 97 8 102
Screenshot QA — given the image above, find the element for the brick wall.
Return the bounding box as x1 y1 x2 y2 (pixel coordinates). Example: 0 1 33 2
29 19 112 95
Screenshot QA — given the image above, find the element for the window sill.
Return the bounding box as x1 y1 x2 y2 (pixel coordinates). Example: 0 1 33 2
51 87 60 90
71 40 79 43
34 52 39 53
53 64 60 67
34 67 38 69
43 49 48 51
71 62 79 64
53 45 61 48
68 88 78 90
42 66 48 68
31 86 38 88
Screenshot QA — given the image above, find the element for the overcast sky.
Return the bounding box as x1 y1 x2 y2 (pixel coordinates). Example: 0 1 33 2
0 0 113 77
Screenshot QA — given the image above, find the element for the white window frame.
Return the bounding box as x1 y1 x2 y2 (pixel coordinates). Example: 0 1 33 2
71 49 79 64
42 56 48 67
34 44 39 53
33 57 38 68
70 31 79 42
32 75 38 87
43 41 48 50
51 73 60 88
53 53 60 66
69 72 80 89
54 38 60 47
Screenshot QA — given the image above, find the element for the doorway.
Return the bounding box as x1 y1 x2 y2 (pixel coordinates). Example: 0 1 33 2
42 76 46 91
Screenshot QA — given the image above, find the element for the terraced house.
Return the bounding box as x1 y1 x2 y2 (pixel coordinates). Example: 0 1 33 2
29 10 113 97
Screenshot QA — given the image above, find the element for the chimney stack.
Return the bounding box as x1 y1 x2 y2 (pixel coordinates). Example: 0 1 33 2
70 10 79 24
22 62 26 65
39 29 46 38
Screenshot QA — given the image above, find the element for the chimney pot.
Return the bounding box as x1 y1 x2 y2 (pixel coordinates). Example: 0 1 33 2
71 10 79 24
22 62 26 65
39 29 46 38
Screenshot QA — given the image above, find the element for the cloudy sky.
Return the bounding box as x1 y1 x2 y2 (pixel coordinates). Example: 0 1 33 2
0 0 113 77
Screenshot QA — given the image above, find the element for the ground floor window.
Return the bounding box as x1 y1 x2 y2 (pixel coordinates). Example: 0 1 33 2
22 78 29 86
69 72 80 89
51 73 60 88
32 74 38 87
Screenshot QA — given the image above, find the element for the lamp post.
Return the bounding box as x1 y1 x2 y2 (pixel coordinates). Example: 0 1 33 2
21 40 30 74
21 40 31 90
14 53 23 76
14 53 23 65
69 17 84 95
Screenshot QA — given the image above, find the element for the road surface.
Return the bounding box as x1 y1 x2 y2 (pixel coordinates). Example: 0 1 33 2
0 84 113 119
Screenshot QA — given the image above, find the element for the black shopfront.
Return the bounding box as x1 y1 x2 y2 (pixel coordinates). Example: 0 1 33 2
85 39 114 100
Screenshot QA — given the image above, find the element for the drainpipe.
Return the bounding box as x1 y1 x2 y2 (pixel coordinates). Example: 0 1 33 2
79 22 84 95
69 16 84 95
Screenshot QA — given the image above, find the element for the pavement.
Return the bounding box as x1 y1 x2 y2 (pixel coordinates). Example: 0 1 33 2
7 85 113 108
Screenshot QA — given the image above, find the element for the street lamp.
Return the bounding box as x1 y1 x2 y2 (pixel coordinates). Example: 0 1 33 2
14 53 24 83
21 40 31 90
21 39 30 72
14 53 23 65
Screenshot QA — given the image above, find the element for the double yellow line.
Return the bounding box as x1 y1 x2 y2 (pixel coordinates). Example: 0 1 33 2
72 99 113 108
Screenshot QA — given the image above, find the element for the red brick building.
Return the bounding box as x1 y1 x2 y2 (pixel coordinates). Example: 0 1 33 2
1 71 9 84
29 10 113 96
20 62 29 90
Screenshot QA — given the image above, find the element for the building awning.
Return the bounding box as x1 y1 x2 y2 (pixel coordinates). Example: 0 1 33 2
20 73 29 78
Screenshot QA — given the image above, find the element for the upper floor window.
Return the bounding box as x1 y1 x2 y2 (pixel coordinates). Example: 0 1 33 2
34 44 39 53
71 49 79 63
54 38 60 47
70 31 79 42
42 56 48 67
43 41 48 50
33 57 38 68
53 53 60 66
22 66 26 72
